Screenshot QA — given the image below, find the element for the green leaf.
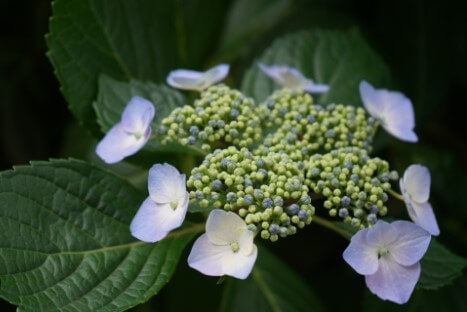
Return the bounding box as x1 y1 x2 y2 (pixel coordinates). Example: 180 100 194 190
216 0 293 61
220 246 324 312
46 0 227 132
241 28 390 106
93 74 202 156
418 239 467 290
0 159 201 311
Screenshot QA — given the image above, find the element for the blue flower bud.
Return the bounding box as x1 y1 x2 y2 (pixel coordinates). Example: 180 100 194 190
273 197 284 206
220 158 229 168
247 224 257 232
367 213 377 224
298 210 307 220
262 198 273 208
338 208 349 218
269 224 280 234
344 161 353 169
208 120 217 128
187 136 196 145
380 173 389 182
217 120 225 128
157 125 167 134
212 179 223 190
279 106 288 115
325 129 336 138
341 196 351 206
294 113 302 121
310 167 320 177
195 107 204 113
244 194 254 205
326 104 336 111
389 170 399 181
230 108 239 118
300 194 311 204
370 205 379 214
244 178 253 187
226 192 237 202
195 190 204 200
255 158 265 168
350 174 360 182
265 99 275 108
253 189 263 198
306 115 315 123
287 204 300 214
193 173 202 180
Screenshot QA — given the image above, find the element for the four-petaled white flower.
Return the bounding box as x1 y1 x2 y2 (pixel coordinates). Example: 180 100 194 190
258 63 329 93
166 64 230 92
96 96 155 164
400 164 440 236
343 220 431 304
188 209 258 279
359 80 417 143
130 163 189 242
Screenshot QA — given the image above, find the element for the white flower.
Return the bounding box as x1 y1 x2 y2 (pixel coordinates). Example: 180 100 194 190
166 64 230 91
400 164 440 236
96 96 155 164
343 220 431 304
258 63 329 93
188 209 258 279
359 80 418 142
130 163 189 242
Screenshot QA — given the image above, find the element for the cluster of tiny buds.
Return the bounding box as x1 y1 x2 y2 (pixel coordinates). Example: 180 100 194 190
156 84 262 152
304 147 398 229
254 89 377 161
187 147 315 241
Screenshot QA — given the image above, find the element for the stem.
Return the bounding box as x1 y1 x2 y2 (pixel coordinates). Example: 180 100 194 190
312 215 352 240
387 188 405 201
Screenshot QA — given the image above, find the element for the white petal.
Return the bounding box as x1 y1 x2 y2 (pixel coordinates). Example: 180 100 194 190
148 163 187 204
166 69 205 91
130 195 188 243
303 83 330 93
203 64 230 86
359 80 384 119
408 201 440 236
187 234 257 280
403 164 431 203
222 244 257 279
166 64 229 91
365 255 420 304
206 210 250 247
96 123 150 164
365 220 398 247
381 90 418 142
389 221 431 266
121 96 155 134
343 228 379 275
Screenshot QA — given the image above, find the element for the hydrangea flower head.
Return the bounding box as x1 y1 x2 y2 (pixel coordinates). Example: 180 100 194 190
188 209 258 279
166 64 230 91
400 164 440 236
343 220 431 304
130 163 189 242
96 96 155 164
258 63 329 93
359 81 417 142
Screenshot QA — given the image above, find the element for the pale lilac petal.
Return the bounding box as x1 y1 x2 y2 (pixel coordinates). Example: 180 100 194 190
343 228 379 275
187 234 227 276
303 83 330 93
366 220 398 247
166 69 205 91
408 201 440 236
222 244 258 279
359 81 384 119
96 123 150 164
148 163 187 204
383 125 418 143
204 64 230 86
365 255 420 304
403 165 431 203
206 209 248 246
258 63 286 83
381 90 417 142
187 234 257 280
389 221 431 266
129 198 169 242
121 96 155 133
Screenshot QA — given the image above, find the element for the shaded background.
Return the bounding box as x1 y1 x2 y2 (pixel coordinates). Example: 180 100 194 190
1 0 466 311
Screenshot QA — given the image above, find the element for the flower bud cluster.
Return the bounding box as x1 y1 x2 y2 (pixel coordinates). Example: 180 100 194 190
254 89 377 161
187 147 315 241
156 84 262 152
304 147 398 228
